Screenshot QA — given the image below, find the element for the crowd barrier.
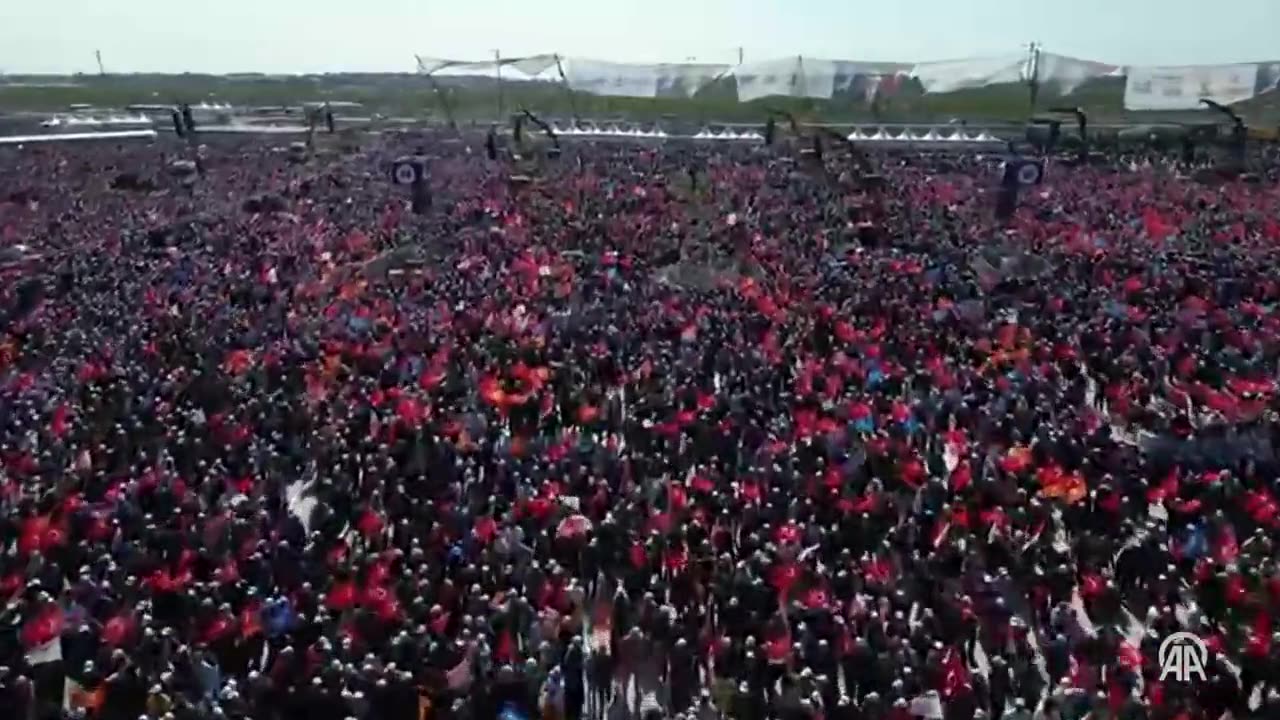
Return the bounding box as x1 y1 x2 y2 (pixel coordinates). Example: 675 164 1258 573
0 129 158 146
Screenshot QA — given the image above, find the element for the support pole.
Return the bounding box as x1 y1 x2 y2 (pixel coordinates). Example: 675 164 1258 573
494 49 505 122
1027 42 1041 114
555 55 580 123
1050 106 1089 163
426 73 458 131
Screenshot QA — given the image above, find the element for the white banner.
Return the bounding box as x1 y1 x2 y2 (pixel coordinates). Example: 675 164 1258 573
795 58 912 100
415 56 458 75
1124 64 1259 110
730 56 905 101
508 55 559 77
563 59 661 98
1036 53 1120 95
1256 62 1280 95
910 55 1030 94
796 58 840 99
413 51 1280 105
416 55 558 79
655 63 730 97
830 61 912 96
732 57 805 101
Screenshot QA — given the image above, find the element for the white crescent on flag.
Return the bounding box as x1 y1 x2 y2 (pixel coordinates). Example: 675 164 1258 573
1017 162 1042 186
393 162 419 186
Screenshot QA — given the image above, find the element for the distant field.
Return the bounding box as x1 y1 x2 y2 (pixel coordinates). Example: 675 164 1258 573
2 73 1278 125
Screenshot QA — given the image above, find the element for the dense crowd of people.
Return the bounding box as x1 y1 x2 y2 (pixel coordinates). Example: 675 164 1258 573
2 128 1280 720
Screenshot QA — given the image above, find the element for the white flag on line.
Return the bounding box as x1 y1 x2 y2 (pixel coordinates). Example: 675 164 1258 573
910 690 944 719
26 635 63 665
63 676 104 713
446 655 473 690
286 477 318 533
63 677 84 711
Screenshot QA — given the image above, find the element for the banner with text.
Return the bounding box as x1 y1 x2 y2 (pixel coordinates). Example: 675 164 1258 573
732 57 806 101
654 63 732 98
1123 64 1260 110
563 59 663 98
561 60 729 98
910 55 1030 94
413 51 1280 107
1036 53 1120 95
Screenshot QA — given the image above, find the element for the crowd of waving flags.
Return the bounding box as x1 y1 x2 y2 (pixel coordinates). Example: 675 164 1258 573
416 50 1280 111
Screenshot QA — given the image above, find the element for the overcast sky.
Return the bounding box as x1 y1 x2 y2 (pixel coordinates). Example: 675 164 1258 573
3 0 1278 75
